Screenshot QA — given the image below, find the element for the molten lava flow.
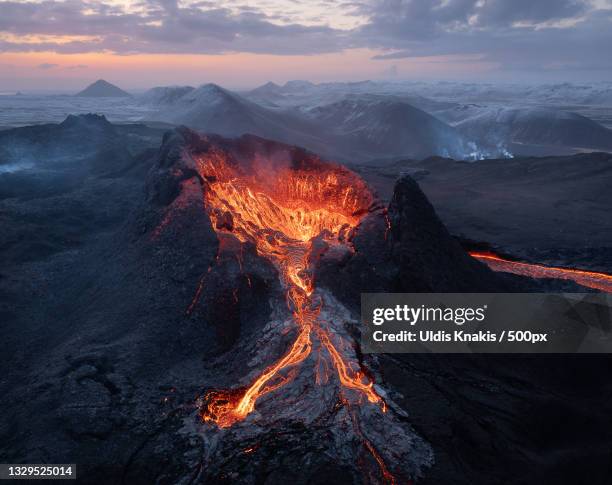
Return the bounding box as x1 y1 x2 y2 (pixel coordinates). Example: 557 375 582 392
318 329 385 410
470 251 612 293
196 149 387 431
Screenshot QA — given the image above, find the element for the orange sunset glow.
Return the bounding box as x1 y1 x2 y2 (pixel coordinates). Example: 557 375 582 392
0 50 499 91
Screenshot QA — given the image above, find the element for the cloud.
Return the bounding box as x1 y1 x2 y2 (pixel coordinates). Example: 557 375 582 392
37 62 58 69
354 0 592 45
65 64 88 70
476 0 587 26
371 50 411 60
0 0 611 78
362 1 612 75
0 0 344 55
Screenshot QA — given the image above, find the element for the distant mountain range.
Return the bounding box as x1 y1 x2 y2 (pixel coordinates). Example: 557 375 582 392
244 79 453 113
51 78 611 162
139 83 487 162
76 80 131 98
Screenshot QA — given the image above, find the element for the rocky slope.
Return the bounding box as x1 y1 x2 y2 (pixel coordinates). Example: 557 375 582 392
357 152 612 273
1 127 610 484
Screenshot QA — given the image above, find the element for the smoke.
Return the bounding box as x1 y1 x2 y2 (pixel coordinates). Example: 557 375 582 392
0 160 34 173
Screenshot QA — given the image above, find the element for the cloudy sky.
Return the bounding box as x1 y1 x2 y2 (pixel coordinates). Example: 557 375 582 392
1 0 611 90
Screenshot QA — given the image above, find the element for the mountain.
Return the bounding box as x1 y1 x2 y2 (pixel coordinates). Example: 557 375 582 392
0 114 131 174
245 80 453 113
145 83 331 155
248 81 282 96
0 115 150 267
75 79 131 98
455 107 612 151
282 80 317 91
143 84 496 162
245 81 285 107
308 96 484 161
138 85 194 106
522 83 612 106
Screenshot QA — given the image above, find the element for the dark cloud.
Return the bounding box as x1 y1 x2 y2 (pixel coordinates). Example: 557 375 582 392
476 0 587 26
37 63 58 69
361 1 612 77
355 0 591 45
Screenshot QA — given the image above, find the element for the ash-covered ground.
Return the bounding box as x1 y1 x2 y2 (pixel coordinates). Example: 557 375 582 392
1 115 611 484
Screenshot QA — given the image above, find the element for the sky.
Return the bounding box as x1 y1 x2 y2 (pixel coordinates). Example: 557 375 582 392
1 0 611 91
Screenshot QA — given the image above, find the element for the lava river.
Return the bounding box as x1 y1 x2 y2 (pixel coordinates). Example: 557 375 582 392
190 147 431 482
470 251 612 293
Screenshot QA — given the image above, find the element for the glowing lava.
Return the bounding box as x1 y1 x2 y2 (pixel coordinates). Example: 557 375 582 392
195 148 386 429
470 251 612 293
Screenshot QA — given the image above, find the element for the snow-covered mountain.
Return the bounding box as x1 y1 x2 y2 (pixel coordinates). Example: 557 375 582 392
138 86 194 106
141 84 492 162
306 96 484 160
455 107 612 151
144 83 331 155
246 80 612 108
245 80 452 113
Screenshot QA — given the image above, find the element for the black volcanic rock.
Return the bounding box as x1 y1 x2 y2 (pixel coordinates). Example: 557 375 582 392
0 113 132 175
1 128 284 484
359 152 612 272
75 79 130 97
316 174 512 309
139 128 284 355
386 175 504 290
0 115 143 268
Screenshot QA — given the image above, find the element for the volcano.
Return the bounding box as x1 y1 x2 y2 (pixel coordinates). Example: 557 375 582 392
3 126 611 484
149 130 437 481
140 129 543 482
